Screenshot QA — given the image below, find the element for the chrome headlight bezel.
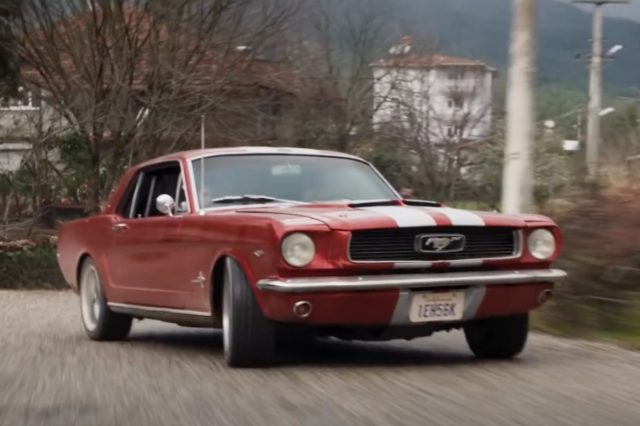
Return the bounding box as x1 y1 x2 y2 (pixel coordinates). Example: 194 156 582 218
527 229 556 260
281 232 316 268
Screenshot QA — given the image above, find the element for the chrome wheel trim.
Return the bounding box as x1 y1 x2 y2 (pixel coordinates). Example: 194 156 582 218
80 264 102 332
222 264 232 358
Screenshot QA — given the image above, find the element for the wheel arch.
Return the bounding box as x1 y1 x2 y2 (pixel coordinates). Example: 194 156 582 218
210 255 228 326
209 253 257 327
75 253 92 293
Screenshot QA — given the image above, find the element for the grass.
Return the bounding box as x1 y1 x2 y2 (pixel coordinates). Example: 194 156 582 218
531 308 640 351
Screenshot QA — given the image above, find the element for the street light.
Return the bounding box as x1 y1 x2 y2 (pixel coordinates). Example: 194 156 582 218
599 107 615 117
557 107 614 152
605 44 623 58
572 0 629 182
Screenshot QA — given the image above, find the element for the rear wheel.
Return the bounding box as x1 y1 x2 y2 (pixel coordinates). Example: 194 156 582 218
464 314 529 359
222 258 276 367
79 259 132 341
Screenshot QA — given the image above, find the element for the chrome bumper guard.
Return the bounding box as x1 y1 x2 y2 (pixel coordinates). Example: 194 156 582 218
257 269 567 294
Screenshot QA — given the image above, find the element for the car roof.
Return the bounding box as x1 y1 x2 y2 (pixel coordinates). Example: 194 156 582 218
136 146 365 168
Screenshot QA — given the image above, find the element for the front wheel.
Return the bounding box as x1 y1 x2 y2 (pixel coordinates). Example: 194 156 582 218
464 314 529 359
222 258 276 367
79 259 132 341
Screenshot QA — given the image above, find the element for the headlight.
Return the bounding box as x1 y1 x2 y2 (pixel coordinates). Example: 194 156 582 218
527 229 556 260
281 233 316 267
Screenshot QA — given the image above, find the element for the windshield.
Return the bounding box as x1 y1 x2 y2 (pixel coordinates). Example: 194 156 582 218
191 154 398 209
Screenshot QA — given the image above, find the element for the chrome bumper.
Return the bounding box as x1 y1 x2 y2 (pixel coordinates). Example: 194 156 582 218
257 269 567 294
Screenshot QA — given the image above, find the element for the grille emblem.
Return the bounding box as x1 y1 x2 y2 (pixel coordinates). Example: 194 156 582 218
416 234 466 253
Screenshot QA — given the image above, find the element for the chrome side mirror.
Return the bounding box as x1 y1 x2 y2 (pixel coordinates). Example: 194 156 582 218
156 194 175 216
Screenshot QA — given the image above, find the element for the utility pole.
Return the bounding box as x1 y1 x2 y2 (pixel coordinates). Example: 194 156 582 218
501 0 536 214
573 0 629 181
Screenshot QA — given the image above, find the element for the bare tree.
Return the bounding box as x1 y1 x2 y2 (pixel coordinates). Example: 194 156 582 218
373 57 494 200
8 0 294 211
0 0 20 92
283 0 395 152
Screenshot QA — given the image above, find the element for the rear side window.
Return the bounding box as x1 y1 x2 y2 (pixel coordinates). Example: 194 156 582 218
144 167 180 217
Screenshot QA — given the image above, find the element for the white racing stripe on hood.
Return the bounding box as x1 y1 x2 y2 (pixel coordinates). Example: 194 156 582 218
281 217 323 226
436 208 485 226
363 206 436 227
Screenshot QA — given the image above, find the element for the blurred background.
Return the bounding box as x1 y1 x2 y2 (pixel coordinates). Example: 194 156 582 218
1 0 639 351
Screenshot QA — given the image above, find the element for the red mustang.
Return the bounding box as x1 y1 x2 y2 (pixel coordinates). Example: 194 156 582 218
56 147 566 367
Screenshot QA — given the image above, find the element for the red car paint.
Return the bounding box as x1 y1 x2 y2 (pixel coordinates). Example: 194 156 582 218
56 147 564 331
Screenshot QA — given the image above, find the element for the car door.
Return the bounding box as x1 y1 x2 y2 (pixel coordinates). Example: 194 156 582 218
106 161 191 309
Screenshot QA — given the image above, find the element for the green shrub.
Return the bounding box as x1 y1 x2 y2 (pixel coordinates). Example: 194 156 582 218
538 190 640 347
0 241 66 289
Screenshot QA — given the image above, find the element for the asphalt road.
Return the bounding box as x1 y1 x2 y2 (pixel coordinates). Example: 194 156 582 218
1 291 639 426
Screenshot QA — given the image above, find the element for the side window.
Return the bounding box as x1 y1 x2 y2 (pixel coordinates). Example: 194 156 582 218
131 173 154 218
175 175 189 214
127 163 184 219
117 173 142 218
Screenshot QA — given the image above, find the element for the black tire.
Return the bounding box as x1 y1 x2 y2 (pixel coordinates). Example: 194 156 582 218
464 314 529 359
79 258 132 341
222 258 276 367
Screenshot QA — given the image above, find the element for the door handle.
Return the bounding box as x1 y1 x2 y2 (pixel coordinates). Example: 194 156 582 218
112 223 129 233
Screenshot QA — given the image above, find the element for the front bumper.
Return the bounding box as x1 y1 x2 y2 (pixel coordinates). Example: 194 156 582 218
257 268 567 294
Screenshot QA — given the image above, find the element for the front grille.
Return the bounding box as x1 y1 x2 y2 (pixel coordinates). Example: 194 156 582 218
349 227 519 262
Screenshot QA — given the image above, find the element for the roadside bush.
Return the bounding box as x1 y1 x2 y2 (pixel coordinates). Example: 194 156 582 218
537 189 640 346
0 238 67 289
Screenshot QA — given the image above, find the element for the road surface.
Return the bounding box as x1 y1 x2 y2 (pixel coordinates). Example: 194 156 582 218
1 290 639 426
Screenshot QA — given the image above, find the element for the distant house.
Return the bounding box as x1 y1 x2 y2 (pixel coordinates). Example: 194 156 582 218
0 88 41 173
0 142 31 172
0 86 67 173
372 38 496 145
1 3 329 171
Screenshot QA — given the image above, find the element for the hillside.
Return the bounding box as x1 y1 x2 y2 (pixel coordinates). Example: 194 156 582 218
560 0 640 22
299 0 640 89
414 0 640 89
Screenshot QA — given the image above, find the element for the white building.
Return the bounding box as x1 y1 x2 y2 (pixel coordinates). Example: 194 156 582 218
372 45 496 145
0 88 64 173
0 142 33 172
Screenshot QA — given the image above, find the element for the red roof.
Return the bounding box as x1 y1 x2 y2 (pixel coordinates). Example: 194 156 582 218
19 4 318 99
373 54 492 70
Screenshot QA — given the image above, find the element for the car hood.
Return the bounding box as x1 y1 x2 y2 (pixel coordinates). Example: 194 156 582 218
236 203 553 231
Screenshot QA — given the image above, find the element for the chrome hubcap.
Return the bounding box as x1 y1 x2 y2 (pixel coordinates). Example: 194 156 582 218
81 264 102 331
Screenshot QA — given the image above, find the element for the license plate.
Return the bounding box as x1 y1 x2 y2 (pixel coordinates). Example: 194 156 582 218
409 291 465 323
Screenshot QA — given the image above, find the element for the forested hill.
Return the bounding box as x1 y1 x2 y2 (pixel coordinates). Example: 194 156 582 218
295 0 640 89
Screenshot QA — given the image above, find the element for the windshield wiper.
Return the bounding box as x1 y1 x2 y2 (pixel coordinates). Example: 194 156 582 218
210 195 302 205
349 199 441 208
402 199 441 207
348 199 402 208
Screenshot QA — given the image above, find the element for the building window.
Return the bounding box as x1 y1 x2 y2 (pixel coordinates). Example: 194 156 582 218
447 126 463 138
256 98 281 140
448 96 464 109
448 68 465 80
